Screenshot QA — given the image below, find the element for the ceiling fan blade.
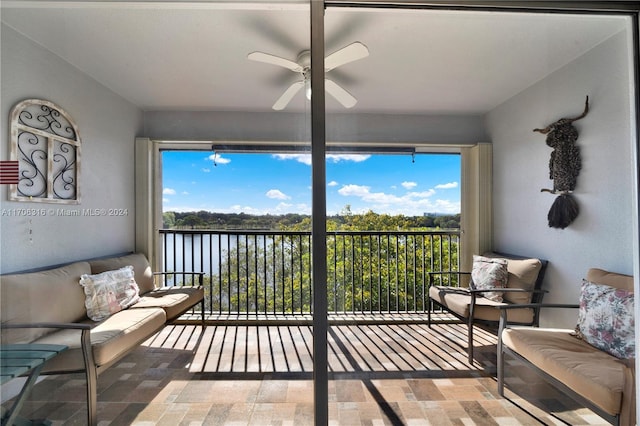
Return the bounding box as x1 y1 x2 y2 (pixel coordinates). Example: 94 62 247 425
248 51 303 72
324 42 369 72
273 81 304 110
325 79 357 108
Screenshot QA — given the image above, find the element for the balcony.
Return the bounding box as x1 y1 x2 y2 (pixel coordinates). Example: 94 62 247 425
158 229 461 320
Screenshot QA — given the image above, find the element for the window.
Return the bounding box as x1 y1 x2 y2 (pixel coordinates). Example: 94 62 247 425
9 99 81 204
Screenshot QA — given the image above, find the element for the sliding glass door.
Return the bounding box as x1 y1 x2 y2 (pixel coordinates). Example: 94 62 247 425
313 2 639 424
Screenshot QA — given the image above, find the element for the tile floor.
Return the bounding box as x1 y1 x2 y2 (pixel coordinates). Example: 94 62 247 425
4 321 609 425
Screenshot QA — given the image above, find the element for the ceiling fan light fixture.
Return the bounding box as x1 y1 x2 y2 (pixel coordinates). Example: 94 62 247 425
305 79 311 100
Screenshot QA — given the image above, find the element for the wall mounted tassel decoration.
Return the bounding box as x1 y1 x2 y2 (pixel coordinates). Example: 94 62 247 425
534 96 589 229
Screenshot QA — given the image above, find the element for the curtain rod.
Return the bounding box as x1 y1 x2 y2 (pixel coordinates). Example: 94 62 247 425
211 144 416 154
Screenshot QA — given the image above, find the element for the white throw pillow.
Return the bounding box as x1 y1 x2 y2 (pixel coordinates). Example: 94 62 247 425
79 265 140 321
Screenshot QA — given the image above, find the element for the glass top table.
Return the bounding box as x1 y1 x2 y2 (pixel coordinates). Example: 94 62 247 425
1 343 68 426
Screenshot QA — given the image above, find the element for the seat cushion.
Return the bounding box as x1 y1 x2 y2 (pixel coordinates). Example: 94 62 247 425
89 253 155 294
587 268 634 292
130 286 204 321
502 327 625 416
35 307 166 372
482 253 542 304
429 286 534 323
1 261 91 344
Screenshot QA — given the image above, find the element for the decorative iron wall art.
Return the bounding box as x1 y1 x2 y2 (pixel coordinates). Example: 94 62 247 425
533 96 589 229
9 99 81 204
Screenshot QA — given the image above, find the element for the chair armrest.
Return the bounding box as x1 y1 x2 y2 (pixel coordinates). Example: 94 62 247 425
496 304 579 335
432 286 471 295
468 288 548 296
1 322 91 330
1 322 94 370
153 271 204 287
428 271 470 288
495 303 579 310
494 288 548 294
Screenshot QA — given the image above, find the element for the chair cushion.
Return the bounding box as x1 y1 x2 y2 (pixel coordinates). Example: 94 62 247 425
428 285 534 323
483 253 542 304
1 261 91 344
36 307 166 372
90 253 155 294
502 327 625 416
587 268 634 292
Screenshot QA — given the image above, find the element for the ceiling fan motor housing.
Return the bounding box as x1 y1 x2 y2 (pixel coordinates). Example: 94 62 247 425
248 42 368 109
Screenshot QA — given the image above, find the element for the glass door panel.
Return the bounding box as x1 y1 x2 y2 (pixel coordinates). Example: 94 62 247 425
321 3 637 425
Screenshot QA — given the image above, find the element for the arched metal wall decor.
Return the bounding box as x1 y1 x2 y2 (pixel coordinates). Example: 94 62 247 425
9 99 81 204
534 96 589 229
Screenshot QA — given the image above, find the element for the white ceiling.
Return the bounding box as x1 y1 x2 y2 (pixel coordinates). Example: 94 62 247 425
1 1 629 115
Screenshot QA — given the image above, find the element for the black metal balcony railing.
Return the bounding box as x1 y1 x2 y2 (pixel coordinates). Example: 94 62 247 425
159 229 460 316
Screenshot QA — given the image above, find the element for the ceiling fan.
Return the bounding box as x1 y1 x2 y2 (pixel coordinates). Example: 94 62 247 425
248 42 369 110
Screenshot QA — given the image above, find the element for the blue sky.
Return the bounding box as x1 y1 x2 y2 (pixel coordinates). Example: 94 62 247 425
162 151 460 216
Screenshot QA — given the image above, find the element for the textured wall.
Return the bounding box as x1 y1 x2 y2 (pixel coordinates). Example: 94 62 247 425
1 25 144 273
486 29 636 327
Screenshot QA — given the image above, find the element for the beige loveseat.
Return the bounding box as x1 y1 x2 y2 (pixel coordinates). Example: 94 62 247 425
497 268 636 425
0 252 204 425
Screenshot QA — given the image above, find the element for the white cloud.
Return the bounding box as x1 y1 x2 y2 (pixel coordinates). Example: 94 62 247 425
273 153 371 166
208 153 231 165
223 202 311 215
328 180 338 187
268 202 311 215
229 204 262 214
202 168 211 173
433 199 461 213
182 191 190 195
338 184 371 197
273 153 312 165
408 189 436 197
435 182 459 189
266 189 290 200
402 181 417 189
327 154 370 163
336 183 459 215
163 188 176 195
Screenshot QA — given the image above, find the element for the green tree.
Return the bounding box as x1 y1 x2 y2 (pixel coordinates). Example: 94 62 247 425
163 211 175 228
177 214 206 229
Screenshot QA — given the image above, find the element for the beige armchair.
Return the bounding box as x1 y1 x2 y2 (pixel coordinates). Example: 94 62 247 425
427 251 548 363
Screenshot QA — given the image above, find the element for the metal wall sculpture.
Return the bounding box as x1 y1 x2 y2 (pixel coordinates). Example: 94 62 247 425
533 96 589 229
9 99 81 203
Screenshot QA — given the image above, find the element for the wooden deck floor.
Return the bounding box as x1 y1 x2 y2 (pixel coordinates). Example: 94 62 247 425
5 318 609 425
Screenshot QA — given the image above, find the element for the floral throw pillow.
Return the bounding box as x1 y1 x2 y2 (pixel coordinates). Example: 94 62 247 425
470 255 508 302
574 279 635 359
79 265 140 321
